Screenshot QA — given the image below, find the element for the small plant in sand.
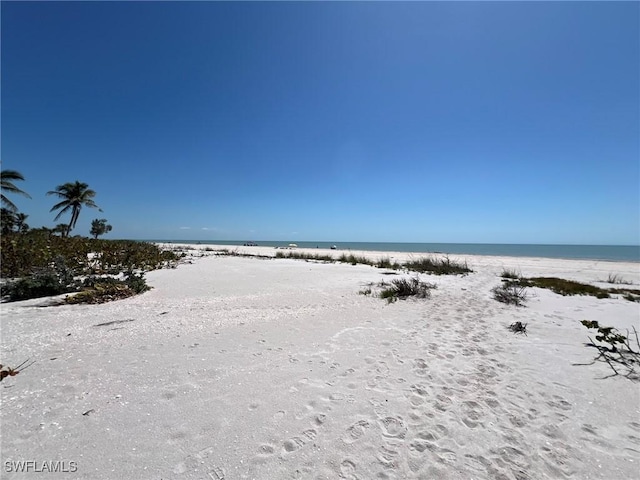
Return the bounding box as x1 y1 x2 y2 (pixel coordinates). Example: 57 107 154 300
375 257 402 270
379 277 436 304
508 321 528 335
358 286 373 296
0 359 35 382
606 273 631 285
500 268 520 279
338 253 373 266
576 320 640 380
492 281 528 306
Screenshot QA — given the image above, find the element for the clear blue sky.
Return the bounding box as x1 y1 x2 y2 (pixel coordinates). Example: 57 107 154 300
2 1 638 245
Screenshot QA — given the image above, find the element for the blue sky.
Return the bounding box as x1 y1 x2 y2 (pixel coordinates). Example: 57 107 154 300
2 2 638 244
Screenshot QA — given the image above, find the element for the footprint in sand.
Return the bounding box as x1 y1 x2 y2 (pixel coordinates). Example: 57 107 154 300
282 429 318 454
409 439 431 454
282 437 305 453
343 420 370 444
377 444 400 469
412 358 429 376
339 459 358 479
379 416 407 439
314 413 327 426
256 443 277 458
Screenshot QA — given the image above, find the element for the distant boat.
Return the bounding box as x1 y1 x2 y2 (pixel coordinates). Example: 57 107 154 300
331 245 337 250
289 243 298 248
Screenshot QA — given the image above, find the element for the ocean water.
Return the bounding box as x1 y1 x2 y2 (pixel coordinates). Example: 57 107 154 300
157 240 640 263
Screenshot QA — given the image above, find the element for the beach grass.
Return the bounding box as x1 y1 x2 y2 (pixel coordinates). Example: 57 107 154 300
379 277 437 303
500 268 521 279
493 281 528 306
519 277 610 298
404 256 472 275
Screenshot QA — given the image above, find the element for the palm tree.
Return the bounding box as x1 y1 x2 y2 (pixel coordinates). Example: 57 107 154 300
1 169 31 211
15 212 29 233
53 223 68 237
47 181 101 237
1 208 17 235
90 218 113 239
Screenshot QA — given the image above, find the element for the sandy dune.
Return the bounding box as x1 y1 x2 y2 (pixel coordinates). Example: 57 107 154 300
1 245 639 479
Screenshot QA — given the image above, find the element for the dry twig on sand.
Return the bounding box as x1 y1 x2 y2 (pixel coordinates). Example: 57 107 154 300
575 321 640 381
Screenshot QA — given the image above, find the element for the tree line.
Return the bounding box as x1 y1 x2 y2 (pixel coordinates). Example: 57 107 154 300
1 169 112 239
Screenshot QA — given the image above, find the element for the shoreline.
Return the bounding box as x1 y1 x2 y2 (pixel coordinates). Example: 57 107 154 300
150 240 640 263
158 242 640 285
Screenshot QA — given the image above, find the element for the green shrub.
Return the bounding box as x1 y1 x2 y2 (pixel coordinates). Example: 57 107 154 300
1 233 174 302
1 256 78 301
67 271 150 304
1 232 179 278
2 270 74 301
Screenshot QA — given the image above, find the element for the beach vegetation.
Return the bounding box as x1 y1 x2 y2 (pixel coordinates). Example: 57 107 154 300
337 253 372 266
358 285 373 296
576 320 640 381
66 271 150 304
500 268 520 279
606 273 631 285
1 169 31 211
504 276 640 303
404 256 472 275
492 281 528 306
1 209 30 235
0 359 35 382
276 250 334 262
375 256 402 270
1 231 179 302
47 181 100 237
379 277 436 304
1 255 77 301
508 321 528 335
518 277 610 298
270 250 468 275
1 231 179 279
90 218 113 239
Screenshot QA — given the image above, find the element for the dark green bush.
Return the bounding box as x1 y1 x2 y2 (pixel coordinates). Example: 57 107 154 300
1 256 78 301
1 231 179 278
2 271 72 301
67 272 150 304
1 232 176 302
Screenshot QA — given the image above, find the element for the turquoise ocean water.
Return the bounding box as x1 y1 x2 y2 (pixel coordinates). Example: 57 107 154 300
157 241 639 263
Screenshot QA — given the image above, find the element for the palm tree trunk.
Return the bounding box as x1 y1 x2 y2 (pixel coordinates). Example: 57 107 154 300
67 208 79 237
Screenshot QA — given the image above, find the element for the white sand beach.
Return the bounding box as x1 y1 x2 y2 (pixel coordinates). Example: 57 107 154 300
1 244 639 480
